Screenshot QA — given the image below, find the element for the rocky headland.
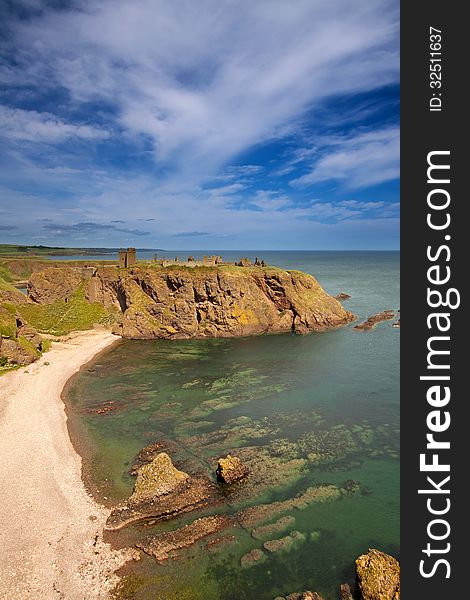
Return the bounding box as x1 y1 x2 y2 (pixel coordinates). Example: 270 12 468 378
26 264 355 340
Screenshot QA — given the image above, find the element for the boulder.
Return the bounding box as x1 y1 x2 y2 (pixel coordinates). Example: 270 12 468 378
216 454 249 484
340 583 354 600
356 549 400 600
130 452 189 502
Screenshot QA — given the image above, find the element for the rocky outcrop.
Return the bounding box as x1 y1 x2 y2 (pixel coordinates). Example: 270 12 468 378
0 303 43 366
216 454 249 484
106 453 220 530
353 311 395 331
27 267 83 304
129 453 189 502
335 292 351 300
27 265 355 339
356 549 400 600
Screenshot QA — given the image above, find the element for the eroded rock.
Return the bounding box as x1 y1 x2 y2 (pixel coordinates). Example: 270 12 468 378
356 549 400 600
353 311 395 331
106 453 221 530
216 454 249 484
27 265 355 339
130 453 188 502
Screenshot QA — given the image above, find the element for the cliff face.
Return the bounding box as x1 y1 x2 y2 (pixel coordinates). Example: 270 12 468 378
27 265 355 339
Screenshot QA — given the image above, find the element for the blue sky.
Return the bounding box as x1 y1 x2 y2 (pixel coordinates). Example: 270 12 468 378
0 0 399 250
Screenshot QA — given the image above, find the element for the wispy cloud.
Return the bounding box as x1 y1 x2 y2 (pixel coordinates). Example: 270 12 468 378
42 221 150 237
4 0 398 177
0 0 399 249
292 127 399 190
0 106 109 143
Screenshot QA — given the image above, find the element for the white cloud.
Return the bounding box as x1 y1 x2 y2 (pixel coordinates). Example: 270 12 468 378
0 106 109 143
292 127 399 189
5 0 398 181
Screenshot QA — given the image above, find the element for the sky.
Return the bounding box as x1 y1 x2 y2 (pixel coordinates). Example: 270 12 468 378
0 0 399 250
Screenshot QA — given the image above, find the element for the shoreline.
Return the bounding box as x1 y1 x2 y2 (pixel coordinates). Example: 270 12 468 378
0 329 132 600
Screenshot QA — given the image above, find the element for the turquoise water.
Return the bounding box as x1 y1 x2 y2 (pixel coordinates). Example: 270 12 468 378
65 251 399 600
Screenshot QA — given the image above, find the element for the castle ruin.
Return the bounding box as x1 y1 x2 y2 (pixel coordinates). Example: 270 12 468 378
119 247 137 268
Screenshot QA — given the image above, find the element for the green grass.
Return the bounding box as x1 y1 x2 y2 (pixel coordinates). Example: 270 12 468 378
0 304 17 338
17 287 115 336
0 272 16 290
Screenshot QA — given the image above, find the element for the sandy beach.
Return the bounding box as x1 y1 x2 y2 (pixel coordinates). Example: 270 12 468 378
0 330 131 600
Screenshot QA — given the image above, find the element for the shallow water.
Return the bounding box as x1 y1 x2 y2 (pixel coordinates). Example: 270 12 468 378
65 251 399 600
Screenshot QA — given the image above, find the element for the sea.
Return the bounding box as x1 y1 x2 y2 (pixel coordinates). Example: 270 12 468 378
63 251 400 600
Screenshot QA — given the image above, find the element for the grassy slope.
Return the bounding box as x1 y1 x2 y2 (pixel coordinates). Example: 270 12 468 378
17 287 116 336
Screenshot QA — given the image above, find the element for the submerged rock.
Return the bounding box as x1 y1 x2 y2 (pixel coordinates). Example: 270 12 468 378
263 530 305 553
240 548 267 568
353 311 395 331
251 515 296 540
216 454 249 484
138 514 235 563
356 549 400 600
237 482 352 528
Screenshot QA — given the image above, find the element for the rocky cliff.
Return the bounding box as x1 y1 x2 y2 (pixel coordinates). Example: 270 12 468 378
27 265 354 339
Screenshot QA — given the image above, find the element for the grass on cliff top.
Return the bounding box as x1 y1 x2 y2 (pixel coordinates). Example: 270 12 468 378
17 287 115 336
137 262 288 276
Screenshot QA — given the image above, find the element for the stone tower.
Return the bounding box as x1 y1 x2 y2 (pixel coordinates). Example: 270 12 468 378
127 247 136 266
118 247 137 268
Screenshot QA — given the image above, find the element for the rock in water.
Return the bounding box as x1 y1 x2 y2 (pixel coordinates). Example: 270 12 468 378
130 452 188 502
283 592 324 600
353 311 395 331
356 549 400 600
216 455 249 484
340 583 354 600
106 453 220 530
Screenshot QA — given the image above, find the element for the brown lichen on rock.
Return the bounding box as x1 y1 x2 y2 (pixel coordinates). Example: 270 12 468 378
216 454 249 484
356 549 400 600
